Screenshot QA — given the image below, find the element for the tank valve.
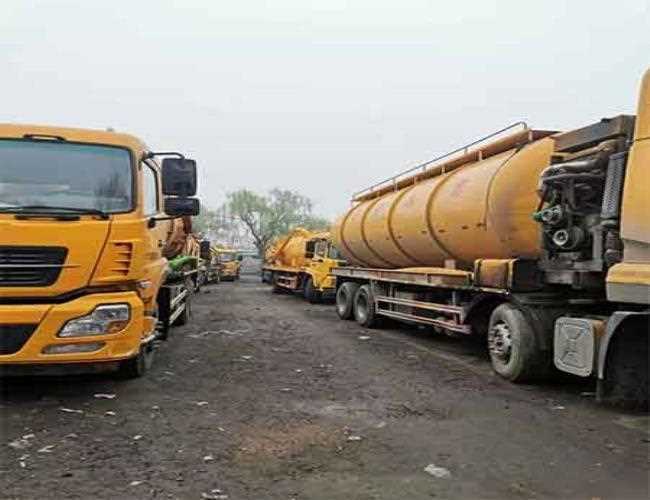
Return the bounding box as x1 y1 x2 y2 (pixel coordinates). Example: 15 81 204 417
534 206 564 226
552 227 585 250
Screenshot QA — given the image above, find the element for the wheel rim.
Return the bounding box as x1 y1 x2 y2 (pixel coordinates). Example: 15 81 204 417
488 321 512 363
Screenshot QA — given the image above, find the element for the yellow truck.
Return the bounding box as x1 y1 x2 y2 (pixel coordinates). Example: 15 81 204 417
0 124 200 377
212 245 241 281
331 70 650 407
263 228 343 303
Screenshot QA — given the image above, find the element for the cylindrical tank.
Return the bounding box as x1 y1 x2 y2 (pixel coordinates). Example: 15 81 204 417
333 137 555 268
163 216 193 259
266 228 314 268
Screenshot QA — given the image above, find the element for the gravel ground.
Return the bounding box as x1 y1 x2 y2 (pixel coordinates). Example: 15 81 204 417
1 275 648 499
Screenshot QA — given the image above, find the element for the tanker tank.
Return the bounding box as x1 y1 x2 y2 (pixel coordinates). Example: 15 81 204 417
163 216 193 260
265 228 314 269
333 127 556 269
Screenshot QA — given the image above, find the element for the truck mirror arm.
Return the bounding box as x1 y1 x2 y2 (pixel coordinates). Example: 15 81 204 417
148 215 180 228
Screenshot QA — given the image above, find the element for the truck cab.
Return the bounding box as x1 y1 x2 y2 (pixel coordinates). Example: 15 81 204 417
214 247 241 281
0 124 199 377
303 232 345 300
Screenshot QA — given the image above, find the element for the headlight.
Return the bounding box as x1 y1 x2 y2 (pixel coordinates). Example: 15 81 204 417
58 304 130 338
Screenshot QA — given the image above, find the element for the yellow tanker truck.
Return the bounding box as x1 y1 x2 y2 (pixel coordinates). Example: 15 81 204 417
0 124 200 377
263 228 343 303
331 71 650 407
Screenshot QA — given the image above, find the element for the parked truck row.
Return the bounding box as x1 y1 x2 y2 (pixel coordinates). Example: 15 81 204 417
2 72 647 408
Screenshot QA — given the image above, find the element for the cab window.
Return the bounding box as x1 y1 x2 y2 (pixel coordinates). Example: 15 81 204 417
142 163 159 216
315 240 328 257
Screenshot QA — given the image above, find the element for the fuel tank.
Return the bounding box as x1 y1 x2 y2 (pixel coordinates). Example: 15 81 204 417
333 135 556 268
266 228 314 268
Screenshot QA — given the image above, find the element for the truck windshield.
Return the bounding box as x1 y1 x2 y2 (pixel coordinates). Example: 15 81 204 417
0 140 133 213
328 245 343 260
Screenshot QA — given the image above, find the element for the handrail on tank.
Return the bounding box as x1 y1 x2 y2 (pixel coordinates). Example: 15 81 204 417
352 121 529 200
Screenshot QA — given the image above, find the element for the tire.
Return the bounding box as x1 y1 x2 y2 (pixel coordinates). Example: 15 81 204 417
117 342 155 379
353 284 380 328
598 318 649 410
194 272 204 293
487 303 549 383
272 273 283 294
303 276 322 304
336 282 359 320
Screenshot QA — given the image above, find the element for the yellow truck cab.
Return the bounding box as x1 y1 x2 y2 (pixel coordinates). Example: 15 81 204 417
0 124 199 377
302 232 344 301
213 246 241 281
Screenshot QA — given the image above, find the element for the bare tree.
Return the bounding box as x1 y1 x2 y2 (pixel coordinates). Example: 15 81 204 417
227 188 329 255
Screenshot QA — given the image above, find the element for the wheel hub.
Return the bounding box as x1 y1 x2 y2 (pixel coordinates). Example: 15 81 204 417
488 322 512 362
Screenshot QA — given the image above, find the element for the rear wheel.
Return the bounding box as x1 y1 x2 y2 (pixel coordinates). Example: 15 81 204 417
304 276 322 304
353 284 380 328
118 342 155 379
487 303 549 383
336 282 359 320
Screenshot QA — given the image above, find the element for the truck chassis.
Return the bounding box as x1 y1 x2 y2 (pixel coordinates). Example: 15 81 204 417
332 264 648 408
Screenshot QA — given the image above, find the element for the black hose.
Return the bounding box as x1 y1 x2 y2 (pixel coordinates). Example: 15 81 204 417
542 172 605 184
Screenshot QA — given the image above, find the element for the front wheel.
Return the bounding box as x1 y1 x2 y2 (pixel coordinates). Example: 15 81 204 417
117 342 155 379
304 276 322 304
487 303 550 383
336 282 359 320
271 273 284 294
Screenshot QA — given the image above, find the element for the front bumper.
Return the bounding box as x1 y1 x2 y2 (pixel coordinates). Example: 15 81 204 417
0 291 150 365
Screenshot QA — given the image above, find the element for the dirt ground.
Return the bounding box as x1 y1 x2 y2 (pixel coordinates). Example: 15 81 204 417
1 274 648 500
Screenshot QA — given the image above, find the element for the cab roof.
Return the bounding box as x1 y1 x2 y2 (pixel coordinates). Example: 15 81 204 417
0 123 148 155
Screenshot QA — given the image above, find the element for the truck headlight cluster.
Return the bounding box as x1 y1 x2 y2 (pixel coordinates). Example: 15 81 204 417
58 304 130 338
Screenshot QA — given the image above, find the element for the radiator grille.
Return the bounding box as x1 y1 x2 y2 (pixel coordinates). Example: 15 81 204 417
0 246 67 286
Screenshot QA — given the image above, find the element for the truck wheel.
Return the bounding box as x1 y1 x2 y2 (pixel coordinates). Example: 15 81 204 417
118 342 155 379
598 318 649 410
272 273 284 294
336 282 359 320
487 303 548 383
304 276 322 304
354 284 380 328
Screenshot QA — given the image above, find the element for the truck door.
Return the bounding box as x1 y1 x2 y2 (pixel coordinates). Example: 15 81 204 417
141 161 169 307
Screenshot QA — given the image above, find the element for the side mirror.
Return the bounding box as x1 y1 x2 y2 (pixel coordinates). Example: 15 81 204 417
162 158 197 196
237 255 243 262
164 197 200 216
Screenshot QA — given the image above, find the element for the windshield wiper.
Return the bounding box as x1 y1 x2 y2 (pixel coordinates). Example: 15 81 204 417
0 205 110 219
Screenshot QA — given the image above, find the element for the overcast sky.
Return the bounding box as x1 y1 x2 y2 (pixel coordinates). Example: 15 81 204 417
3 0 649 218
